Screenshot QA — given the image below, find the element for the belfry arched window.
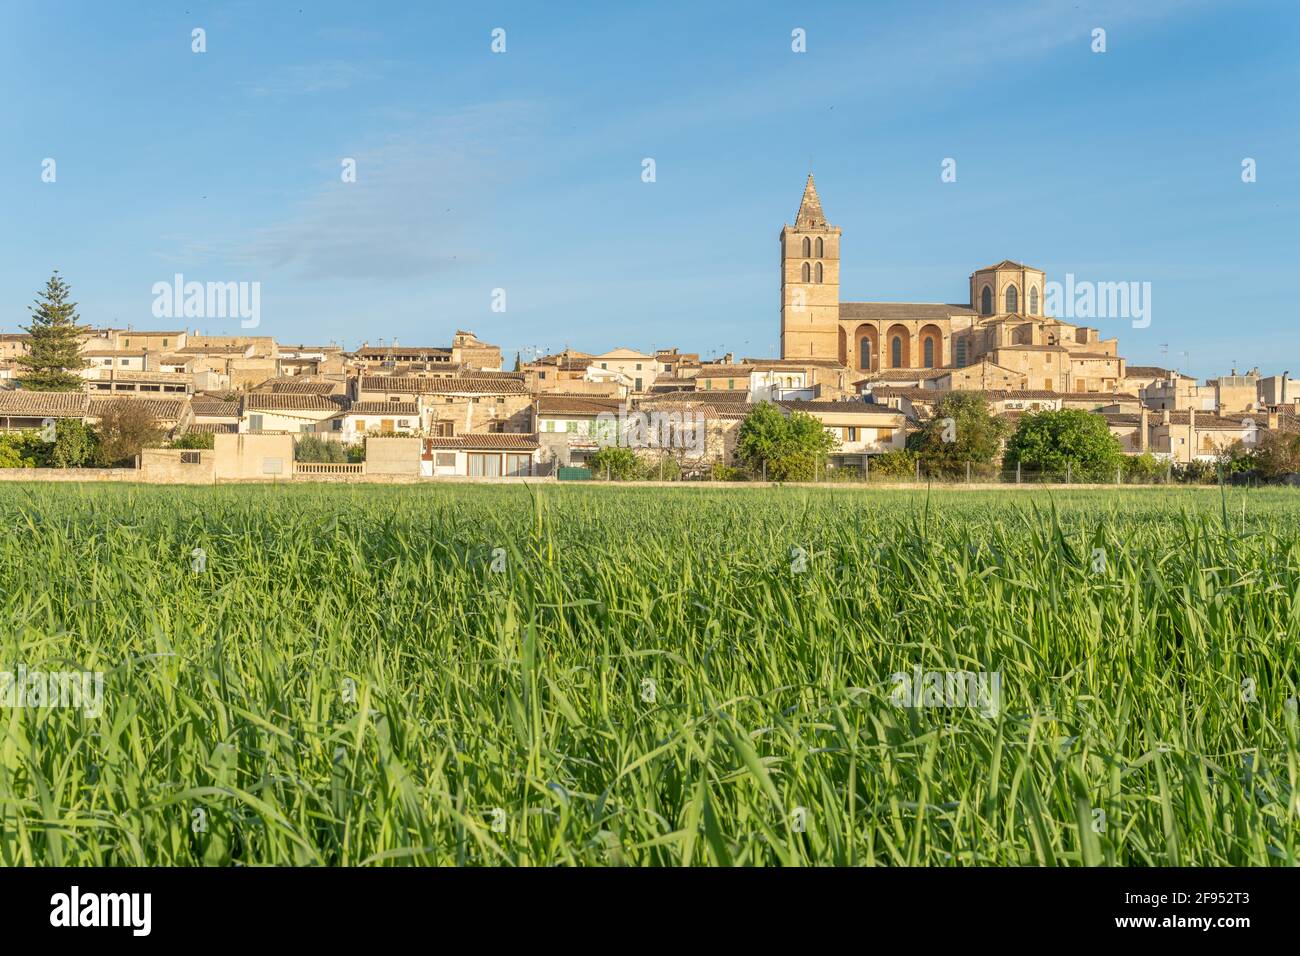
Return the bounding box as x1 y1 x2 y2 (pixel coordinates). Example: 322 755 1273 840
890 336 903 368
802 237 811 257
1005 285 1019 314
815 237 823 257
801 262 811 282
981 286 992 315
814 262 823 283
1029 287 1039 315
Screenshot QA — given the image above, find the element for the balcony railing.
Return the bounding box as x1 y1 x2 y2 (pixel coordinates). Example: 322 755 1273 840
294 462 364 475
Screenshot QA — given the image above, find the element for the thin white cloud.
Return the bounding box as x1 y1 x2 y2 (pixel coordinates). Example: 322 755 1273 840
161 101 544 281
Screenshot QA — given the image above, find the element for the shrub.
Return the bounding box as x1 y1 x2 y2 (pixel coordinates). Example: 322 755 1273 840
296 435 347 463
711 461 746 481
0 432 41 468
1122 453 1167 483
1252 431 1300 480
587 446 640 480
1172 459 1219 484
868 449 917 480
171 431 215 450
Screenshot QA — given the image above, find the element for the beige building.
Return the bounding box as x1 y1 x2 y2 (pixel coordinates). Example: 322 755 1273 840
535 394 623 468
423 434 539 477
592 348 657 393
778 399 907 466
779 175 1118 387
1108 408 1256 463
357 374 531 436
352 330 501 373
242 392 347 434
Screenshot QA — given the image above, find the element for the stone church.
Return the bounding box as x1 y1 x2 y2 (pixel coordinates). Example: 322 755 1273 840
780 175 1124 393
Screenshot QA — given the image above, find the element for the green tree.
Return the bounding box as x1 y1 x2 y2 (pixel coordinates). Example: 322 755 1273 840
16 272 88 391
587 445 641 480
47 419 97 468
0 432 42 468
734 402 836 481
907 391 1008 479
171 431 215 450
93 399 162 467
1250 431 1300 480
1004 409 1123 482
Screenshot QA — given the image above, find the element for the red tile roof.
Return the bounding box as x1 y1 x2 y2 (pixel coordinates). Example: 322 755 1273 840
424 433 539 450
0 390 90 417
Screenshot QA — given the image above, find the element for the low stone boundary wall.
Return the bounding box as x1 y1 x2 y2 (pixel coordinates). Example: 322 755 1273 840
0 469 1244 491
0 468 133 482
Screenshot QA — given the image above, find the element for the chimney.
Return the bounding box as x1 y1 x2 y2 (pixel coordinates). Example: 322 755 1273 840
1268 408 1280 431
1139 407 1149 452
1161 408 1171 426
1283 371 1289 406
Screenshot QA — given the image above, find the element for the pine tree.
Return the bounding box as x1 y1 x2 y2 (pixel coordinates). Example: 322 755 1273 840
16 271 88 391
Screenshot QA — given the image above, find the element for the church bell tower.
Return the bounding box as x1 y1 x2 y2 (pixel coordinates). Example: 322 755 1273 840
780 174 841 360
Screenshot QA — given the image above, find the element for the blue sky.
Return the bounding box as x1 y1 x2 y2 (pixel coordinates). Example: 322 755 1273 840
1 0 1296 378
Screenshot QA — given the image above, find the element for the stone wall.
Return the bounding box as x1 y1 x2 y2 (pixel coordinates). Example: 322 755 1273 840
140 447 217 483
365 436 422 475
0 468 131 482
214 433 296 479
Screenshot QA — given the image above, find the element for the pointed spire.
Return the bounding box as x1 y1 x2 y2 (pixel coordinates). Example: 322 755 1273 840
795 173 827 229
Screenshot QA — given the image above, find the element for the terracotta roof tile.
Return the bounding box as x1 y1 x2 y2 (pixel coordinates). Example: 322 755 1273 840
536 395 624 415
349 401 419 415
88 396 188 420
424 433 539 450
840 302 977 322
245 392 347 412
0 391 89 417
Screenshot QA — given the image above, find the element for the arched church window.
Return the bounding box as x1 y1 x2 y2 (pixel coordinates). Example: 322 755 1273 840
802 237 811 257
801 262 811 282
1005 285 1019 314
890 336 902 368
1030 287 1039 315
955 339 968 367
860 337 871 370
815 262 823 283
923 338 935 368
815 237 823 257
981 287 992 315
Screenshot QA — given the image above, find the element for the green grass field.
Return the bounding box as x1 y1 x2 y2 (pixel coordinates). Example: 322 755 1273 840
1 482 1297 865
